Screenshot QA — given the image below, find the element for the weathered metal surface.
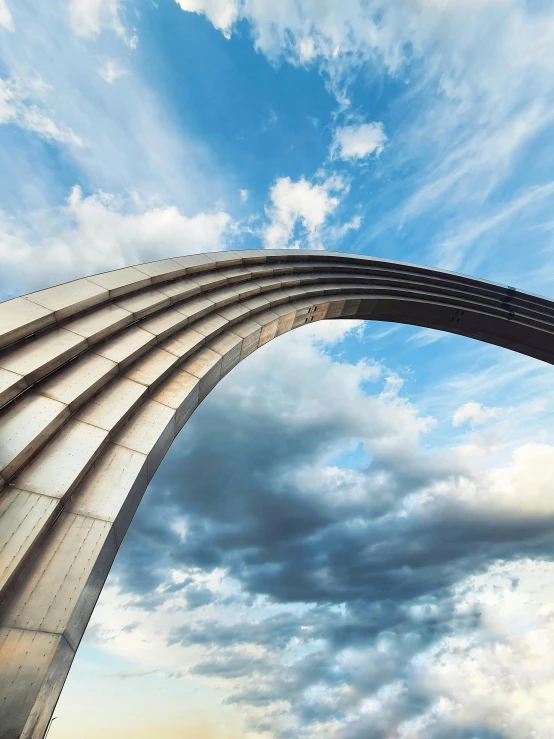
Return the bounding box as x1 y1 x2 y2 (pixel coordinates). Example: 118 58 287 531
93 326 157 370
182 348 223 401
75 377 147 435
114 289 171 321
0 329 87 386
2 249 554 739
15 420 109 500
0 367 26 409
67 445 148 546
133 258 187 283
0 394 69 482
114 400 176 480
23 280 108 320
208 332 243 377
0 489 58 592
152 369 200 432
0 512 117 648
0 298 55 351
64 304 132 344
0 628 74 739
124 348 178 392
86 266 152 297
37 353 118 412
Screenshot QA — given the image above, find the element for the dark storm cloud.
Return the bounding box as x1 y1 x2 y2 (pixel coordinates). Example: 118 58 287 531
117 393 554 609
108 337 554 737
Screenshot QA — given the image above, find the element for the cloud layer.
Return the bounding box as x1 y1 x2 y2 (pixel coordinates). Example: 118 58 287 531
81 322 554 738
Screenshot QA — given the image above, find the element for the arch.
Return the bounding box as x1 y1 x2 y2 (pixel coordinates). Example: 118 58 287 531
0 248 553 739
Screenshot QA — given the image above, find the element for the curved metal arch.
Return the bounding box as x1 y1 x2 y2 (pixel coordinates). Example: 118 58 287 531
0 249 553 739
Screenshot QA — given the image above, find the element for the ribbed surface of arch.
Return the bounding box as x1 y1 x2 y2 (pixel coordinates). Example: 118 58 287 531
0 248 553 739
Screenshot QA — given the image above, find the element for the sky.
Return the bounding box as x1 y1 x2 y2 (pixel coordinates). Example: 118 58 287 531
2 0 554 737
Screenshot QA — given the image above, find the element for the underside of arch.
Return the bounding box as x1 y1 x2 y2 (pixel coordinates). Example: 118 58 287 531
0 248 553 739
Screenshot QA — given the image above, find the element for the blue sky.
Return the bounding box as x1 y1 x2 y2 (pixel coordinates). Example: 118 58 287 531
2 1 554 737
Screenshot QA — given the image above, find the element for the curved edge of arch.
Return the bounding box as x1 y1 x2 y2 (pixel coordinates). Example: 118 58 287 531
0 292 361 739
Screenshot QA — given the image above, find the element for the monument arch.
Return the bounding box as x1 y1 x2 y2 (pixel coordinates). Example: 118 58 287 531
1 249 553 738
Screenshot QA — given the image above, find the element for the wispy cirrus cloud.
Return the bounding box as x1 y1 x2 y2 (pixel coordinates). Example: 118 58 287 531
0 0 13 30
0 76 83 146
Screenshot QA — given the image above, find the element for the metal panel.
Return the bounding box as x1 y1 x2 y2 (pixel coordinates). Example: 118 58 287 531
175 296 215 321
217 303 251 323
257 311 281 346
0 329 87 385
172 254 217 273
37 352 118 412
64 304 132 344
87 266 152 297
115 289 170 320
0 513 117 651
256 277 283 293
207 332 243 377
24 279 108 320
93 326 156 369
0 488 59 593
124 348 177 391
151 369 200 432
232 282 262 299
0 297 55 351
192 313 229 341
0 627 74 739
140 308 190 341
75 377 147 434
0 394 69 481
15 419 109 500
156 277 202 303
324 299 347 319
232 319 263 360
190 272 228 290
182 348 222 401
241 295 271 313
202 250 243 267
240 249 268 262
222 267 254 283
275 308 297 336
0 367 26 409
133 258 187 282
206 287 240 309
162 327 205 360
114 400 176 480
67 444 148 546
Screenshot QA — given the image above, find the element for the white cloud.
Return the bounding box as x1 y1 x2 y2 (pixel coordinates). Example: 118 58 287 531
453 401 499 427
440 443 554 520
262 175 345 249
56 316 554 738
1 2 232 218
414 560 554 738
0 185 237 292
68 0 126 39
175 0 554 113
0 77 83 146
240 188 249 203
174 0 554 270
174 0 239 37
0 0 13 30
332 121 387 160
434 180 554 271
98 59 127 84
